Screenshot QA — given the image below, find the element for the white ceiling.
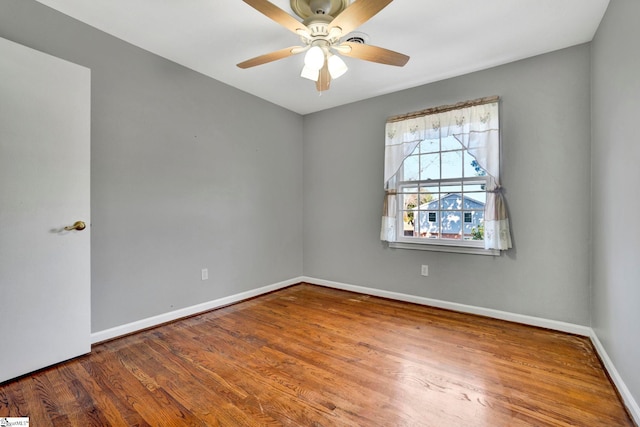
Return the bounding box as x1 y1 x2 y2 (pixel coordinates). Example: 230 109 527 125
35 0 609 115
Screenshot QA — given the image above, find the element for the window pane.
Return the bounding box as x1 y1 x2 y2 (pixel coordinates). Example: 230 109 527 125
465 211 485 241
464 183 486 193
417 211 438 238
419 153 439 180
439 183 462 213
464 152 487 178
420 139 439 153
465 192 486 205
402 211 416 237
402 155 419 181
441 151 463 179
418 187 434 205
415 211 427 236
441 211 462 239
419 185 439 197
418 186 438 211
401 191 418 210
440 193 463 210
441 135 462 151
400 187 418 233
440 183 462 194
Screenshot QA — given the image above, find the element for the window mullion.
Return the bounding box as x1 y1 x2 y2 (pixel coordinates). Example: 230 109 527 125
417 144 422 237
438 129 443 240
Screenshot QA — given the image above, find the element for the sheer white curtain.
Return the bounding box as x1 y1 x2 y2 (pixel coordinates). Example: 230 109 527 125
381 97 512 250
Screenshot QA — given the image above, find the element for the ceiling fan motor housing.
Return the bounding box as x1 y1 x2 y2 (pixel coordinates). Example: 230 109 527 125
300 14 341 46
311 0 331 14
290 0 349 19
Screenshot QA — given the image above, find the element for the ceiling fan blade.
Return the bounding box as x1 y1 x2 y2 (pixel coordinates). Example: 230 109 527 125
242 0 310 36
237 46 302 69
338 42 409 67
328 0 393 36
316 62 331 92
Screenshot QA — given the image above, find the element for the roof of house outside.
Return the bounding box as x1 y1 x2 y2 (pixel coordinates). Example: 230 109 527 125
416 193 485 211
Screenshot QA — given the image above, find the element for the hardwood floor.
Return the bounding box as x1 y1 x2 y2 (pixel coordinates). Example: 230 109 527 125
0 283 634 426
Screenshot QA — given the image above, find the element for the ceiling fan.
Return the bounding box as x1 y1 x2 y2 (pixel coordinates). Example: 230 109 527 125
237 0 410 92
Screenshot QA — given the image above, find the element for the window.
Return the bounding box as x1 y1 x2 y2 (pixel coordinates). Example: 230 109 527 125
381 97 512 253
398 135 487 245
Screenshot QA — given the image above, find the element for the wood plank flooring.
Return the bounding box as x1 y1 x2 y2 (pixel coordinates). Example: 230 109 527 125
0 283 634 426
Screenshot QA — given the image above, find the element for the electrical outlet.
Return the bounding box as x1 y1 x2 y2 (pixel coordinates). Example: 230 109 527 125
201 268 208 280
421 265 429 276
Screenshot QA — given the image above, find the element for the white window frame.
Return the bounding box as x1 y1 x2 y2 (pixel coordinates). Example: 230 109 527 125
389 240 499 256
392 134 494 255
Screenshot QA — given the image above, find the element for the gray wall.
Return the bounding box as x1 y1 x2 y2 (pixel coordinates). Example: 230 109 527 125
0 0 304 332
303 45 592 325
591 0 640 406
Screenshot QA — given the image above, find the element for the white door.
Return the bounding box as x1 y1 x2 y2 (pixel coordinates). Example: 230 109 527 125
0 37 91 383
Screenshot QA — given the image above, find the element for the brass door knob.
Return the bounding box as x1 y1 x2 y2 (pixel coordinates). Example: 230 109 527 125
64 221 86 231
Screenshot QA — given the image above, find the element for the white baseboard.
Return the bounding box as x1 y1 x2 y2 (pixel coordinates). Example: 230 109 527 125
589 330 640 423
90 277 302 344
90 275 639 425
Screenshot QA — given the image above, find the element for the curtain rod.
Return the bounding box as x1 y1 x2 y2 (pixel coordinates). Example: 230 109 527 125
386 95 500 123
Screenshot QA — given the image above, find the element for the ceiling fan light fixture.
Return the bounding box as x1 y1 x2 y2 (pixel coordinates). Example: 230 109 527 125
301 64 320 81
304 45 325 70
327 54 348 79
